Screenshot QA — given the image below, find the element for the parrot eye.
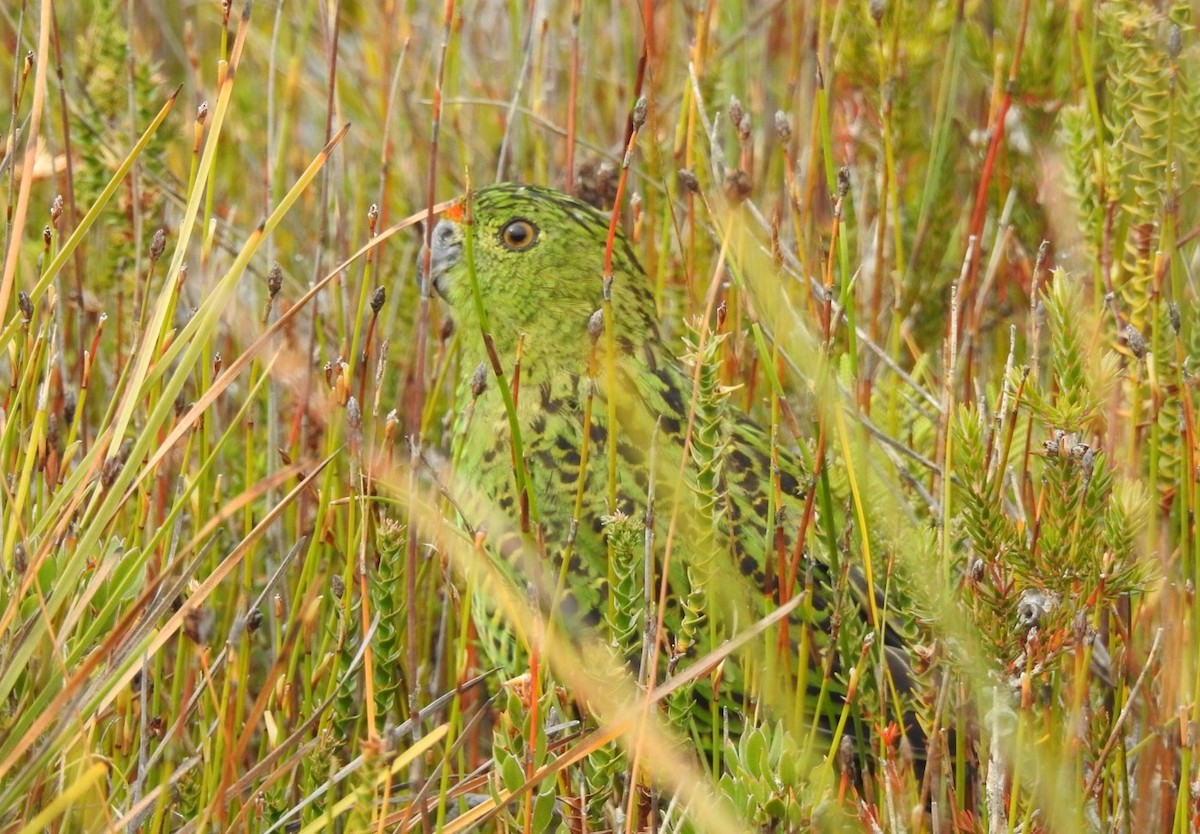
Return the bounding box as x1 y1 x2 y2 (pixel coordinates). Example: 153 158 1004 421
499 219 538 251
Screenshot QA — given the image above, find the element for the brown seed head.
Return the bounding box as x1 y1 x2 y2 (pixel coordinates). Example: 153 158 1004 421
723 170 752 204
677 169 700 194
588 309 605 344
150 228 167 262
471 361 488 399
632 96 648 131
267 262 283 298
728 96 744 133
774 111 792 143
1123 322 1146 359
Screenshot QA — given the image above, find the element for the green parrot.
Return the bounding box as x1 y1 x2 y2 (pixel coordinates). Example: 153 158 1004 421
422 182 921 761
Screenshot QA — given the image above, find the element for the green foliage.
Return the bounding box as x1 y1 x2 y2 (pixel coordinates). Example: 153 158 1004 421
675 323 734 659
332 553 359 744
1064 1 1200 326
70 0 170 290
372 518 410 724
718 722 812 831
602 511 644 662
488 686 562 832
954 275 1153 679
1023 273 1119 432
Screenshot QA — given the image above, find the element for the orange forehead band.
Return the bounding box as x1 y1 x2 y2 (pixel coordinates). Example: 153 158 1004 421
443 202 465 222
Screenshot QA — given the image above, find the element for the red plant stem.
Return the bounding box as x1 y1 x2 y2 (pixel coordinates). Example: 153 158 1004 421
960 0 1032 314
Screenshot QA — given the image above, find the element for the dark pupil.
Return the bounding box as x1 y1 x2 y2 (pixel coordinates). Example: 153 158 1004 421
506 223 527 244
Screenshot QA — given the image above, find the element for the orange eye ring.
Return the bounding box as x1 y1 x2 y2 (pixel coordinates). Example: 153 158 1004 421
499 219 538 250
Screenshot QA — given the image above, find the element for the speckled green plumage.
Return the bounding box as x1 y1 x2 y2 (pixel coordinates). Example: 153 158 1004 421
426 183 917 751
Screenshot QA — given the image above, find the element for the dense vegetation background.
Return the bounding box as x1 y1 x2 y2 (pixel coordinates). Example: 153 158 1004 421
0 0 1197 831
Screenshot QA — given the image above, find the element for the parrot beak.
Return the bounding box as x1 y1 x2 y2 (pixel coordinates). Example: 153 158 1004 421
420 218 463 300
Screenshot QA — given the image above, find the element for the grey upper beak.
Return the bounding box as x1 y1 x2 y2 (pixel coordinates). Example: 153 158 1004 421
420 219 462 300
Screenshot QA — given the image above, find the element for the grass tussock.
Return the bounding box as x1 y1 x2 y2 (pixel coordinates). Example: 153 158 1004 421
0 0 1197 831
